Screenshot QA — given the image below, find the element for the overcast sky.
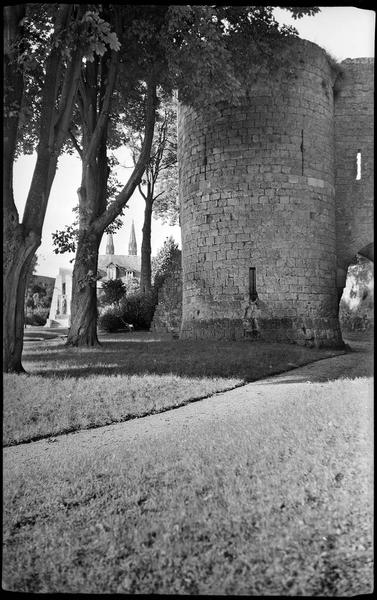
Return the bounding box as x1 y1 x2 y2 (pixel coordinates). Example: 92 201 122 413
13 6 375 277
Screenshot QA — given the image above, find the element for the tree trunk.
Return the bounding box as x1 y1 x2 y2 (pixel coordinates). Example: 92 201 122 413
3 4 31 373
66 74 158 346
66 230 102 347
3 5 83 371
3 220 39 372
140 197 153 295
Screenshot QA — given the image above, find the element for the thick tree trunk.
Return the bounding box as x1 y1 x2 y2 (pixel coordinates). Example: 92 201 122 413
66 230 102 347
3 6 83 371
3 221 39 372
3 5 32 373
140 197 153 295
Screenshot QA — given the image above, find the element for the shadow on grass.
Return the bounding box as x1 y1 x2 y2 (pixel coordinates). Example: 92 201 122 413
259 339 373 385
20 331 358 383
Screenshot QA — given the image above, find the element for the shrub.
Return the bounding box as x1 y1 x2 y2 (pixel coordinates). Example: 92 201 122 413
340 306 373 332
25 307 50 326
120 292 156 330
98 308 123 333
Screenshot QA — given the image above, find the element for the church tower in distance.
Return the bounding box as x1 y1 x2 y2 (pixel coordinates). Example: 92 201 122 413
128 220 137 255
105 232 114 255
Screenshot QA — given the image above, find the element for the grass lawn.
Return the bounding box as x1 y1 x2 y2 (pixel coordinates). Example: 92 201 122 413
2 375 373 594
3 331 346 446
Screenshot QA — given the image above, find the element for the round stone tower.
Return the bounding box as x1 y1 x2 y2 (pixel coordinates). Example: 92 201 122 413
178 37 344 347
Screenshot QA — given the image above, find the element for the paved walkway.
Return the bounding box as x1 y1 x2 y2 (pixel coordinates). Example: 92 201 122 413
3 342 373 474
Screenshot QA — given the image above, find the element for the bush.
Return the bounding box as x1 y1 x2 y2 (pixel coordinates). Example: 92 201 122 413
339 256 374 333
120 292 156 330
98 308 124 333
339 307 373 332
25 307 50 326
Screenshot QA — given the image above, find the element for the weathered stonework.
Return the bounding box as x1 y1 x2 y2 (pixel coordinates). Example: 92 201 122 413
178 37 374 347
334 58 374 280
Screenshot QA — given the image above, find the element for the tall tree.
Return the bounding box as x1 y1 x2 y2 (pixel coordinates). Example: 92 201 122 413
63 6 122 346
3 4 122 372
3 4 84 372
125 98 178 295
62 5 161 346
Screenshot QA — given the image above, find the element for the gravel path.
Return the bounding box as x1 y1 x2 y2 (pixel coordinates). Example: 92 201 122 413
3 342 373 476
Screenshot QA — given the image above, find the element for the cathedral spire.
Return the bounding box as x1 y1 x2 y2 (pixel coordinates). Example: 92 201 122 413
128 220 137 255
106 232 115 255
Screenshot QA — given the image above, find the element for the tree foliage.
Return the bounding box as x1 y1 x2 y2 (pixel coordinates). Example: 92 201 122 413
100 279 127 307
3 3 124 371
339 256 374 332
152 236 181 293
14 4 121 158
121 95 179 294
125 96 179 226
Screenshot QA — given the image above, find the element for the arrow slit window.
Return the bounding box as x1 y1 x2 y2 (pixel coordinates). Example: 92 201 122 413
356 150 362 180
249 267 258 302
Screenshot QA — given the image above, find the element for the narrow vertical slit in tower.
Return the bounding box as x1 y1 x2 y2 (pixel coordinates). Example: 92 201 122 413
300 129 304 175
203 134 207 180
249 267 258 302
356 150 362 180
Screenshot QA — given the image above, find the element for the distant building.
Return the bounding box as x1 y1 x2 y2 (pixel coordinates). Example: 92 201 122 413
46 268 72 328
97 221 141 287
46 223 141 328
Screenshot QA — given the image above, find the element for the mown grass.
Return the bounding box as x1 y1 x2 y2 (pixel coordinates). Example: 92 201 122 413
3 377 373 594
3 332 345 446
3 373 242 446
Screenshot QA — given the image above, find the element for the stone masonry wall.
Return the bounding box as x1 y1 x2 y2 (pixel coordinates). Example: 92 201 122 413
179 37 344 347
334 58 374 272
151 252 182 335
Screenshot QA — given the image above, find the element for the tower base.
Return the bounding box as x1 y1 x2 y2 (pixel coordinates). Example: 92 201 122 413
180 316 345 349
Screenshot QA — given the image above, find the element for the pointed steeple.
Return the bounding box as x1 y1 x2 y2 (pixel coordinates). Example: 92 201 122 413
106 232 114 255
128 220 137 256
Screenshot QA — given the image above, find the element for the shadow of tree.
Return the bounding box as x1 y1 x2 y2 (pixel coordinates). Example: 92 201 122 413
257 342 373 385
20 332 371 383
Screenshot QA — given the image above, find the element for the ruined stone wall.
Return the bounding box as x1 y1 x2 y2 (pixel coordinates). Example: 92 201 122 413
334 58 374 272
179 37 343 347
151 252 182 335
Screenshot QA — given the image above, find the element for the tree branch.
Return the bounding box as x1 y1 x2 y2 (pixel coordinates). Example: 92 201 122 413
93 73 158 234
138 183 147 201
86 49 119 163
3 4 26 218
78 77 88 115
53 43 85 152
69 130 83 158
22 3 77 233
153 190 165 202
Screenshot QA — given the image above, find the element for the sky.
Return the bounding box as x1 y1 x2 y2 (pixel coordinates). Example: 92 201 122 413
13 6 375 278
